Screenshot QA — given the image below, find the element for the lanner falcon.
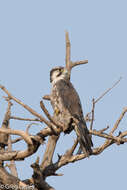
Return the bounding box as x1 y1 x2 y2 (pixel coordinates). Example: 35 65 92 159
50 66 93 156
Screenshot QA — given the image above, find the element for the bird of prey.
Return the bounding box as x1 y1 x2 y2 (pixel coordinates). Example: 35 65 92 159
50 66 93 156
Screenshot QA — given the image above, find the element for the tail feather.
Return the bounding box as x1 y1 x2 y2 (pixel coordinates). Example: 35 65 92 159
74 121 93 156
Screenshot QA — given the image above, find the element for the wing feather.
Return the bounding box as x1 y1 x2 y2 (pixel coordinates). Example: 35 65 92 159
54 79 93 155
55 80 84 120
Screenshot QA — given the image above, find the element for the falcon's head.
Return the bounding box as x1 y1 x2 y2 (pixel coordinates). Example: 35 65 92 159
50 66 70 83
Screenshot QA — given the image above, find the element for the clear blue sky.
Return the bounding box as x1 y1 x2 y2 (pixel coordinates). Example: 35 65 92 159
0 0 127 189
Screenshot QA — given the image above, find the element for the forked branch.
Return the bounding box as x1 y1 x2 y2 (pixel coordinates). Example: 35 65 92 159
65 31 88 74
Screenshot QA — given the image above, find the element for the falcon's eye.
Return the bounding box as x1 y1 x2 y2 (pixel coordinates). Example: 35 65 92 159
57 70 62 77
56 68 63 77
59 68 64 74
61 68 64 72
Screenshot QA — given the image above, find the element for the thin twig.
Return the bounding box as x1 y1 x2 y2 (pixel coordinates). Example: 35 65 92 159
43 95 51 101
86 77 122 126
10 116 41 122
26 123 40 135
99 126 109 133
11 137 23 144
90 98 95 130
110 107 127 135
66 138 78 156
90 129 127 143
70 60 88 69
94 77 122 104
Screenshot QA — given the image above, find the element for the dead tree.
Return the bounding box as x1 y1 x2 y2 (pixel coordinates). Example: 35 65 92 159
0 32 126 190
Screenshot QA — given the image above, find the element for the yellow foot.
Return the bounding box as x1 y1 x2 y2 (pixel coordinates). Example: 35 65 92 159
54 108 60 116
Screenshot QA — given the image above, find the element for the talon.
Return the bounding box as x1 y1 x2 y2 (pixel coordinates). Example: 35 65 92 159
54 108 60 115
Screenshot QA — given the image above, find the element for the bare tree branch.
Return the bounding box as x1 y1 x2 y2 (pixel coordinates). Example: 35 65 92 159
90 98 95 130
41 135 59 169
0 85 53 128
31 162 55 190
43 95 51 101
110 107 127 135
0 128 44 160
10 137 23 144
65 31 71 71
25 123 40 135
40 105 127 175
86 77 122 128
94 77 122 104
0 100 12 147
10 116 41 122
7 136 18 177
0 166 33 190
65 31 88 74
